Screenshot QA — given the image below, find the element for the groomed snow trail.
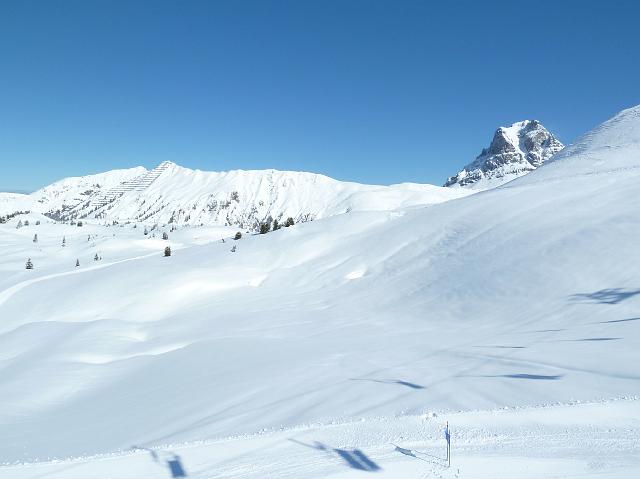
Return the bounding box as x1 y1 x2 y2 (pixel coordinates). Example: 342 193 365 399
2 399 638 478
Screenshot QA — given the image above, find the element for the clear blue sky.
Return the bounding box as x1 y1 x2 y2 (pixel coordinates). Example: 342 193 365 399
1 0 639 192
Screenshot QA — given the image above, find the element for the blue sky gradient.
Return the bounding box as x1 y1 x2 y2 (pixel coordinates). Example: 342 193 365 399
1 0 639 191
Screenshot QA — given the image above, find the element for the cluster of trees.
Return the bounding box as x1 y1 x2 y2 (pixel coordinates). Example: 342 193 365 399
259 216 294 234
0 210 30 224
15 219 40 228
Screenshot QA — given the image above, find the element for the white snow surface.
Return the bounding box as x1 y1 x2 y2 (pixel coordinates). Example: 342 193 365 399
1 105 640 477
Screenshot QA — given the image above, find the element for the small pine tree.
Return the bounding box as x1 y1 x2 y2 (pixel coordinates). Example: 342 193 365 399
94 253 99 261
33 234 38 243
87 235 91 241
285 217 295 227
259 222 271 234
35 220 41 225
164 246 171 257
16 220 23 229
231 245 237 252
144 227 149 235
77 221 83 227
234 232 242 240
162 232 169 240
75 259 80 267
25 258 33 270
24 220 30 226
62 236 66 247
273 219 280 231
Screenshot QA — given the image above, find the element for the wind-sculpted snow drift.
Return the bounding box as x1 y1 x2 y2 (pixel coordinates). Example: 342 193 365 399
0 106 640 476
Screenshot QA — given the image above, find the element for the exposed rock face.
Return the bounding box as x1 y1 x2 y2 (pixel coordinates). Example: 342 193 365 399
445 120 564 189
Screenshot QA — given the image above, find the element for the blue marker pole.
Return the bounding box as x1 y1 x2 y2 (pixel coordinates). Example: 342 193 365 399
444 421 451 467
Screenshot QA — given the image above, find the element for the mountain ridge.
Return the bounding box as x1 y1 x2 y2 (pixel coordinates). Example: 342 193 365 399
1 162 470 228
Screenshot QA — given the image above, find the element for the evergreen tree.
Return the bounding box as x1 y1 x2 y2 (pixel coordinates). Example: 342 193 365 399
75 259 80 267
234 232 242 240
284 217 295 227
62 236 66 247
16 220 22 229
33 234 38 243
24 220 30 226
35 220 41 225
162 232 169 240
144 227 149 235
94 253 99 261
273 219 280 231
25 258 33 270
164 246 171 257
259 222 271 234
231 245 237 252
77 221 83 227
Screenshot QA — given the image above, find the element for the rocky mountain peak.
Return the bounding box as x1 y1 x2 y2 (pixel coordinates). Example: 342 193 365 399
445 120 563 189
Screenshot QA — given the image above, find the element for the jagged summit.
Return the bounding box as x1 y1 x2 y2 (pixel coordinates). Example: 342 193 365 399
444 120 564 190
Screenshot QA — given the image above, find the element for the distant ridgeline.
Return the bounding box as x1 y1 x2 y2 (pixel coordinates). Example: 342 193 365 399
15 161 466 231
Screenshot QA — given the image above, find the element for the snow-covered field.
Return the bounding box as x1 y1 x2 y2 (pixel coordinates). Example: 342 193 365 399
3 399 639 478
1 105 640 477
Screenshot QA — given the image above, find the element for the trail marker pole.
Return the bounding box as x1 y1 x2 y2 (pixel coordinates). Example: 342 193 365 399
444 421 451 467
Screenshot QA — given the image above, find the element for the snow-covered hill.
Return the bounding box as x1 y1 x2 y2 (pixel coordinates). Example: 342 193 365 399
2 163 469 229
1 105 640 478
444 120 564 189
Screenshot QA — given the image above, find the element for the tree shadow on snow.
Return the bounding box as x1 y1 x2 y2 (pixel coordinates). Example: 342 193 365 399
132 446 188 477
599 317 640 324
570 288 640 305
466 373 563 380
350 378 425 389
567 337 621 341
472 345 527 349
289 439 381 472
498 373 563 380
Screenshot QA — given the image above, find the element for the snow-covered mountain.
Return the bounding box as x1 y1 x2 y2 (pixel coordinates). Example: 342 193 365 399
444 120 564 189
2 105 640 478
4 163 469 229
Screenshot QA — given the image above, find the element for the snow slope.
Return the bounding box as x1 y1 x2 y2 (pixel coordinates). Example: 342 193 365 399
1 163 470 229
0 192 31 216
1 105 640 477
444 120 564 189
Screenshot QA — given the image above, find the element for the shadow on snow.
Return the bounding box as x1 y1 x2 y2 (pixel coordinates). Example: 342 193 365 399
289 438 381 472
570 288 640 305
349 378 425 389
